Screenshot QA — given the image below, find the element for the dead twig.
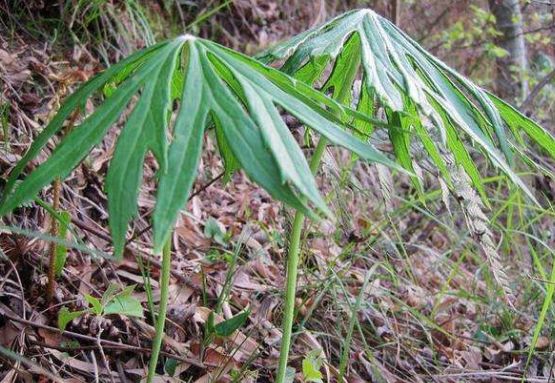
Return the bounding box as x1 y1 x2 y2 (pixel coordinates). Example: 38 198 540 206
46 109 80 302
520 68 555 113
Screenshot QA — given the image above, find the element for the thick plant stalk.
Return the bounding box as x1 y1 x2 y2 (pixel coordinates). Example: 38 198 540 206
146 237 172 383
276 137 328 383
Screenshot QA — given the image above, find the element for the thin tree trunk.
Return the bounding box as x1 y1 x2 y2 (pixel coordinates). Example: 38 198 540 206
488 0 528 102
391 0 400 25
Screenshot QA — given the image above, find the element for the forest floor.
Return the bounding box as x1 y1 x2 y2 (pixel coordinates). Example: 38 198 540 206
0 1 554 382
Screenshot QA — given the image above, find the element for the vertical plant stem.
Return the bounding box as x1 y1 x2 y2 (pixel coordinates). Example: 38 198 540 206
46 177 61 302
146 236 172 383
275 204 304 382
46 109 79 302
276 137 328 383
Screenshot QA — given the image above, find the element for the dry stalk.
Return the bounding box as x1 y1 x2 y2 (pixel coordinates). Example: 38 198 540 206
45 109 80 302
441 149 513 304
413 119 513 303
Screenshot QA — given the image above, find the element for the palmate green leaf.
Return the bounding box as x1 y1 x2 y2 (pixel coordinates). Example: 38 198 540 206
107 39 184 255
488 93 555 159
0 72 144 216
387 110 421 195
205 42 399 167
260 9 555 203
213 114 240 182
0 41 168 205
323 33 361 105
429 97 490 204
0 35 401 257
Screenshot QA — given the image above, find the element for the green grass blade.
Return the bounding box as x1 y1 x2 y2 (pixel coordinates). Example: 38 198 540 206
526 247 555 372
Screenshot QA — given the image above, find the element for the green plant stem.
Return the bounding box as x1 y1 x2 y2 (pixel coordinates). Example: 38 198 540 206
276 137 328 383
146 237 172 383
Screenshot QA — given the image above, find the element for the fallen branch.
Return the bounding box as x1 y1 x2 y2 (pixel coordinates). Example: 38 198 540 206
520 68 555 113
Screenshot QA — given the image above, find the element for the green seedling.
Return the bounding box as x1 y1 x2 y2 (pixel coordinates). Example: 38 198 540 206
58 284 143 331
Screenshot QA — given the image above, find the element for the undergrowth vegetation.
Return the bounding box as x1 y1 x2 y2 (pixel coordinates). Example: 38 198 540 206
0 1 554 382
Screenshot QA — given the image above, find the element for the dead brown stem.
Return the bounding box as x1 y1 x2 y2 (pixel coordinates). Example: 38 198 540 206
46 110 80 303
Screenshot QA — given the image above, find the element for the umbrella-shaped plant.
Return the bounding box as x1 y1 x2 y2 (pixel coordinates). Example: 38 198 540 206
0 33 401 381
1 8 554 383
259 8 555 382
